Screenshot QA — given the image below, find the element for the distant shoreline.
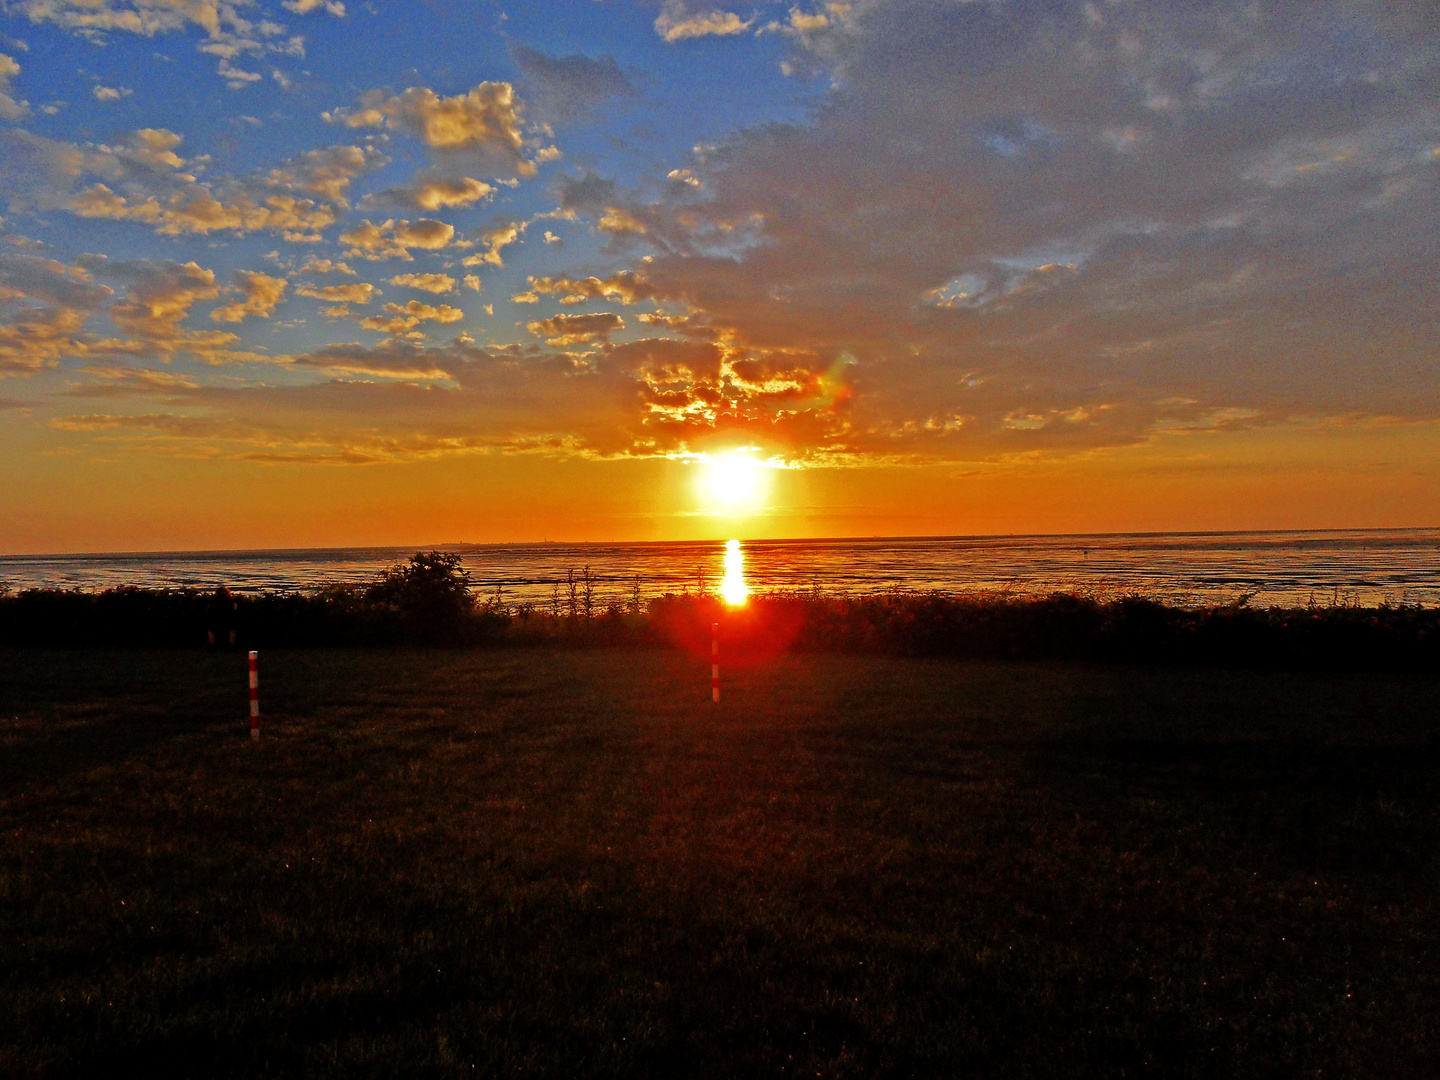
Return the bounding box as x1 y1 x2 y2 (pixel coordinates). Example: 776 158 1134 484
4 530 1438 609
3 524 1439 562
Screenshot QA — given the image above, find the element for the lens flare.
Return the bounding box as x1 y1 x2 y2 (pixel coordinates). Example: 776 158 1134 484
721 538 748 606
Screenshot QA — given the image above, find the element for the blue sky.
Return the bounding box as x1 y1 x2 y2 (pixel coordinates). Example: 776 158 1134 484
1 1 1438 549
0 1 815 365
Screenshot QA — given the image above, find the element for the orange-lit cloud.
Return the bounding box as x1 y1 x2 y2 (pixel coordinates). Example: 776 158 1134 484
210 270 286 323
361 172 494 212
339 218 455 261
461 221 523 268
359 299 465 335
0 248 113 373
293 280 378 304
513 270 654 305
0 52 28 121
2 127 382 240
526 311 623 346
654 2 752 42
389 272 455 294
326 82 552 177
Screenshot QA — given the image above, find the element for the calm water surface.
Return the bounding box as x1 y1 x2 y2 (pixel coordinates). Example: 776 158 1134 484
3 530 1439 608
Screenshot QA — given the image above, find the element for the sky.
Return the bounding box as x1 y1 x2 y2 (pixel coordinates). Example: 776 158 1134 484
0 0 1437 552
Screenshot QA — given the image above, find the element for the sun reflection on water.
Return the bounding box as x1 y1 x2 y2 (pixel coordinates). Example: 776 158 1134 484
721 539 748 606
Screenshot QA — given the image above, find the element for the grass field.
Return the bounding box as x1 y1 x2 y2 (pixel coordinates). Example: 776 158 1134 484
2 646 1439 1077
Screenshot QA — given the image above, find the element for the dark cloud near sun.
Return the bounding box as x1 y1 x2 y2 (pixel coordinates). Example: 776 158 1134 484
509 44 637 123
554 171 621 217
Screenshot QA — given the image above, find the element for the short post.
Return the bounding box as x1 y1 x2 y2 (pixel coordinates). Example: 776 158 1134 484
711 622 719 703
248 649 260 739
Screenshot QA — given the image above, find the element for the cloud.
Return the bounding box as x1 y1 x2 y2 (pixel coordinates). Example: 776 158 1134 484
107 126 185 170
360 299 464 335
67 180 337 239
0 128 382 240
566 0 1440 461
70 338 639 460
282 0 344 15
512 270 655 306
554 170 618 217
654 2 753 42
0 250 111 311
460 220 523 268
51 412 234 434
389 272 455 294
339 218 455 261
0 243 276 380
46 398 523 463
9 1 232 38
526 311 623 346
92 84 132 101
0 128 87 201
327 82 549 177
104 259 221 340
8 0 1439 475
293 281 378 304
296 255 355 276
0 52 30 120
782 8 830 35
60 361 202 398
210 270 286 323
360 171 493 212
635 310 696 330
262 144 385 205
0 247 113 373
509 44 635 122
551 170 648 235
289 341 468 380
66 255 269 365
8 1 315 87
82 331 833 464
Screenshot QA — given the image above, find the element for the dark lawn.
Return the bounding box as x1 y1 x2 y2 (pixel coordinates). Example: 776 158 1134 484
1 646 1438 1077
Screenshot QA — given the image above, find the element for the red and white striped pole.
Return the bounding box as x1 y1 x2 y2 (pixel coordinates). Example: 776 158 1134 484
248 649 260 739
711 622 719 703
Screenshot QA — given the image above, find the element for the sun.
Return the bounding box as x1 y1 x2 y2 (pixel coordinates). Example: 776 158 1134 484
699 451 769 511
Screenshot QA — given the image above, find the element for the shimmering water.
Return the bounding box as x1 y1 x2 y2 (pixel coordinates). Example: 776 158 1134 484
2 529 1438 608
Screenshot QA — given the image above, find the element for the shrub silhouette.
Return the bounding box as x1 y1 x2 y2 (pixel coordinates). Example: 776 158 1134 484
1 564 1437 668
365 551 475 644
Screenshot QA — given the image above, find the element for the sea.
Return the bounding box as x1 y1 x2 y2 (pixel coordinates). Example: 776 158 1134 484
2 529 1438 609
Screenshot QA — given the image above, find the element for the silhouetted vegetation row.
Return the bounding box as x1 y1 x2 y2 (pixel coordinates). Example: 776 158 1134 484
2 552 1437 669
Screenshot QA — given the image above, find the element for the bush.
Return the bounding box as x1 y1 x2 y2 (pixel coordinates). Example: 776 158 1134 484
1 559 1437 671
362 551 480 645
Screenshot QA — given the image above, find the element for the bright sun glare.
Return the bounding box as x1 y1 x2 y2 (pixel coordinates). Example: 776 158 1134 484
721 539 748 606
700 452 769 512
